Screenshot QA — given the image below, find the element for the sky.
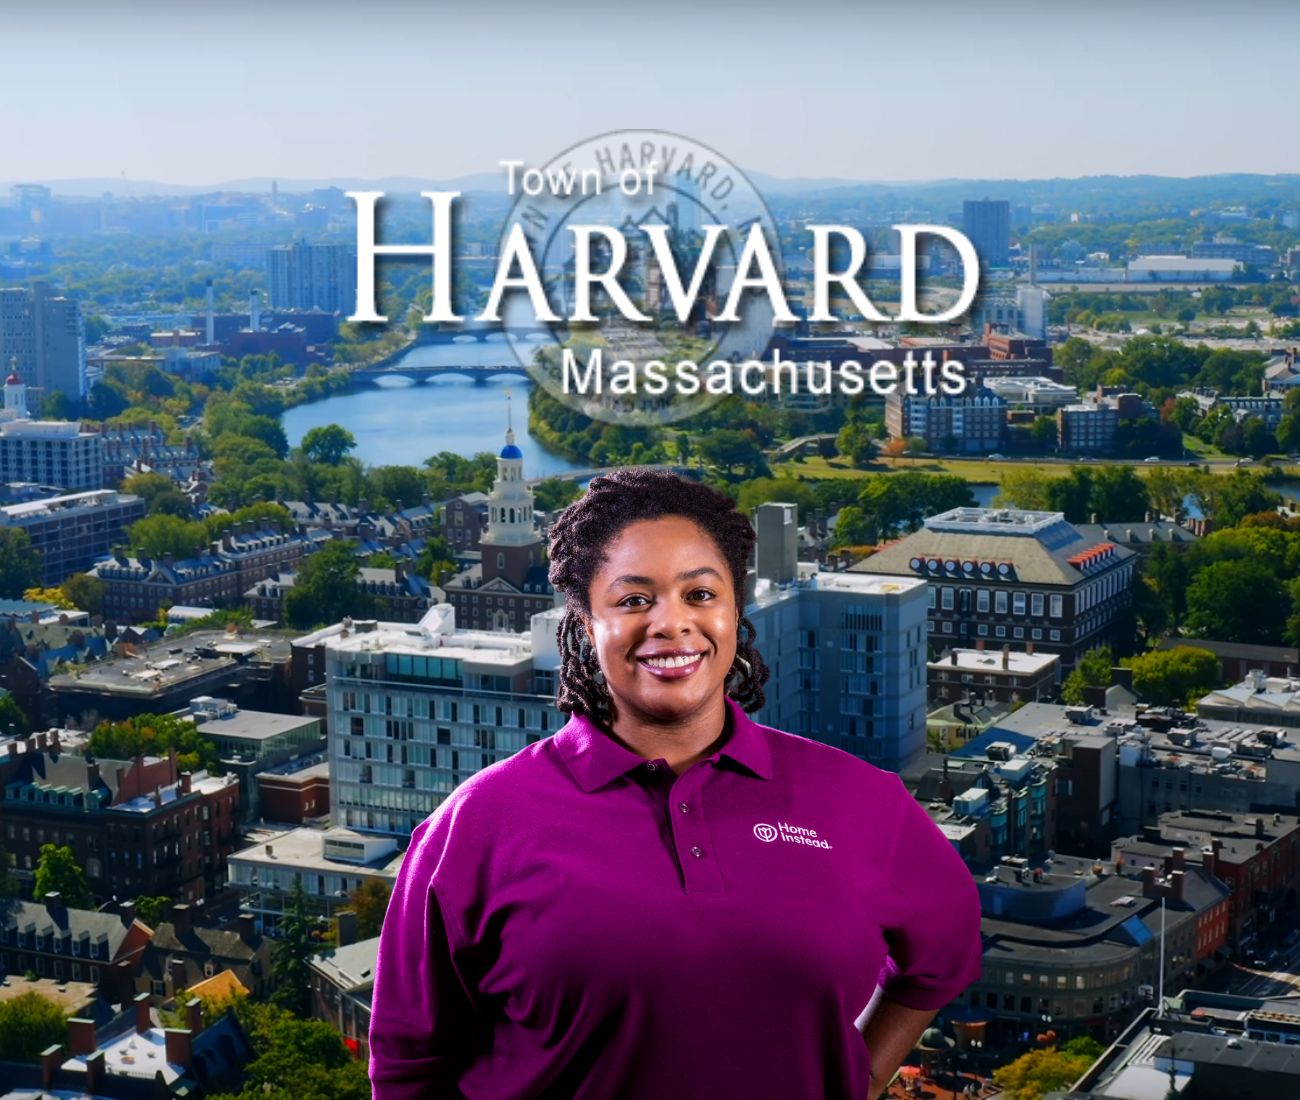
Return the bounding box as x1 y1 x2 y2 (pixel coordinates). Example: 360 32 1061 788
2 0 1297 186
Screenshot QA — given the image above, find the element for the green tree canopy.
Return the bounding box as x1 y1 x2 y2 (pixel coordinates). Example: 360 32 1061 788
127 514 210 559
300 424 357 466
0 991 67 1062
1062 646 1113 704
1124 646 1221 706
63 573 106 616
284 541 374 629
0 529 41 599
0 692 32 738
342 879 392 941
1185 558 1288 644
134 895 173 927
89 712 219 774
34 844 93 909
270 877 331 1018
993 1042 1100 1100
695 429 771 479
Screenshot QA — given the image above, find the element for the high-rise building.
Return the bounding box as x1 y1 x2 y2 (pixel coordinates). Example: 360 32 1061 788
962 199 1011 268
0 281 87 398
747 503 930 772
266 241 357 314
315 605 565 837
0 372 103 490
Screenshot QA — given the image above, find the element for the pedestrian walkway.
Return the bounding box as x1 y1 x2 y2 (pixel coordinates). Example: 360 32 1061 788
885 1069 999 1099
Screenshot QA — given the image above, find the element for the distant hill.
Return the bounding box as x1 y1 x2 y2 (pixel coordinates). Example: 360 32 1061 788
4 172 1300 214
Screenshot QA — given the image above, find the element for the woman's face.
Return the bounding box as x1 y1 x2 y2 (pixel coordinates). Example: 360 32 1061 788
584 515 738 728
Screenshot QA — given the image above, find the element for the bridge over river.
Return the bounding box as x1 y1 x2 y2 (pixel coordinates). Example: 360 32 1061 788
350 363 533 384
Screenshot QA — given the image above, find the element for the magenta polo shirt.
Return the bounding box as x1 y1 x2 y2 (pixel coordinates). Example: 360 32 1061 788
369 696 983 1100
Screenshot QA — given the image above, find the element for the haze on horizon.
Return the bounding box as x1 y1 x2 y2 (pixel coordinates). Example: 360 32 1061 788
3 0 1297 186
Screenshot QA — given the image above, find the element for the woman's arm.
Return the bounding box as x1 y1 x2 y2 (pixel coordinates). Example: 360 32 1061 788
861 997 939 1100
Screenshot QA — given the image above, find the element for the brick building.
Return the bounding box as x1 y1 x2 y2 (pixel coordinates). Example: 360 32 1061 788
0 895 149 1005
0 732 240 904
0 488 145 585
852 507 1138 670
92 526 327 622
1113 809 1300 951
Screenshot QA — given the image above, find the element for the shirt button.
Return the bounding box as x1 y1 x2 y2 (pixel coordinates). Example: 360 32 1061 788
690 845 704 859
678 801 690 814
645 762 658 772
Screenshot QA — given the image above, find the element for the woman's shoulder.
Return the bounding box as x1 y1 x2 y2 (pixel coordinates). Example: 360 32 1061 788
410 738 561 838
754 721 910 799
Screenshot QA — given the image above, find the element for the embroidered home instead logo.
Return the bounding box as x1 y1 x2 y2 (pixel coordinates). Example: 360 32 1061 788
753 822 832 849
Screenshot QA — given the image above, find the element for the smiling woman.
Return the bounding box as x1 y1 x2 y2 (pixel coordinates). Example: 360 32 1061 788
368 469 983 1100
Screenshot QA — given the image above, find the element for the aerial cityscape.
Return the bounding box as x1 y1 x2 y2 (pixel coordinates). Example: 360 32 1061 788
4 4 1300 1100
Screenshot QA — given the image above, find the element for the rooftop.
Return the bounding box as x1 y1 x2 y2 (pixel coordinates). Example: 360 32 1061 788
49 630 295 698
310 936 380 991
62 1024 181 1084
0 489 141 521
930 647 1060 676
195 707 321 743
229 826 403 876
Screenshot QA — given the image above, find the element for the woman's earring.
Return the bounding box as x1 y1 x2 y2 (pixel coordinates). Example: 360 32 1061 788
732 655 752 679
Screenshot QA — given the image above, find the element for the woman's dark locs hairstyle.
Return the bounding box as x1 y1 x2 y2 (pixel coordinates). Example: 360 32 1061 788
547 468 770 724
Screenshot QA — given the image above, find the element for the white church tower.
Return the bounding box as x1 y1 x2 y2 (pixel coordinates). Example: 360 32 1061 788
4 359 29 420
482 391 539 549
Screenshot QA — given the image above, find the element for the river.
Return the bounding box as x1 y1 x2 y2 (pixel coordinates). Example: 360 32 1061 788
280 335 591 477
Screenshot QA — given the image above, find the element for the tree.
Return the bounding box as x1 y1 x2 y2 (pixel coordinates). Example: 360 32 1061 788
33 844 93 909
22 585 75 609
532 477 582 515
201 998 370 1100
0 528 40 599
1124 646 1221 706
204 502 294 540
134 895 173 927
830 505 875 549
284 541 374 629
127 514 210 559
1185 559 1287 644
0 835 15 897
415 534 457 586
1088 465 1150 521
122 471 186 512
90 712 219 774
300 424 357 466
363 465 426 511
1242 416 1276 459
997 468 1053 511
342 879 392 941
881 437 909 465
62 573 105 616
835 420 877 468
993 1042 1100 1100
0 991 67 1062
271 877 330 1017
695 429 770 479
1045 469 1096 523
1062 646 1113 704
1029 416 1058 449
0 693 32 738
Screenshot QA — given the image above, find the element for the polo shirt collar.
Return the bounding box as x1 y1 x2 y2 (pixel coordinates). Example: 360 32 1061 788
555 696 773 792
